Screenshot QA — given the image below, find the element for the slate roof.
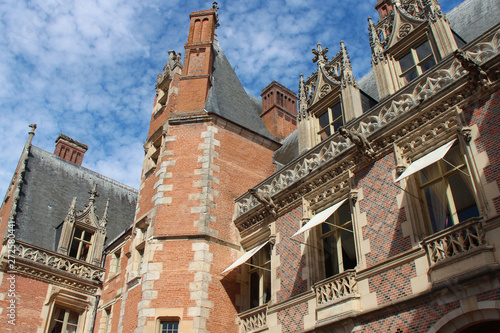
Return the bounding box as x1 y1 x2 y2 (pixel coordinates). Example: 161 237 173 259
204 38 276 141
14 145 137 251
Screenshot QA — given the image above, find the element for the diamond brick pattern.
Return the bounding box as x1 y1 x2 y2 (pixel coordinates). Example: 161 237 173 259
277 301 308 333
353 299 460 332
464 91 500 214
276 206 308 302
369 262 416 305
356 153 411 266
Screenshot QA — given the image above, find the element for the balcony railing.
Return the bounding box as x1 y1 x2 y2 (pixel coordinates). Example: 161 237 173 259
421 218 487 266
313 270 357 306
238 304 268 333
10 240 105 282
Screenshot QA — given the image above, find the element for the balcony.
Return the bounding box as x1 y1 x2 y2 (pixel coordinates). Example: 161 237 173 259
421 218 498 283
238 304 268 333
313 270 360 323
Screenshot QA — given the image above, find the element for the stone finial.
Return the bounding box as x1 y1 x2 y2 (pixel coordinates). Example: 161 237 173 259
312 43 329 64
213 2 220 28
88 183 100 204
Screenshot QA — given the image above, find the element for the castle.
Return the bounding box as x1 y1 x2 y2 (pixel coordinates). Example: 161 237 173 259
1 0 500 332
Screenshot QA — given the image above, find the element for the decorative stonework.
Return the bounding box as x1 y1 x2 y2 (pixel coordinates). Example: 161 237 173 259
421 218 487 265
234 27 500 232
12 241 105 282
314 270 357 306
238 305 268 333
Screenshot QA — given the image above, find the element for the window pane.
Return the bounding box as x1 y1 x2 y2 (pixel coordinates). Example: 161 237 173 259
415 40 433 60
419 57 436 73
319 128 331 141
403 69 419 84
69 241 80 258
83 230 92 242
448 172 479 222
250 271 260 308
318 111 330 129
161 322 179 333
423 183 452 233
73 228 83 239
399 52 415 73
330 103 342 120
323 235 339 278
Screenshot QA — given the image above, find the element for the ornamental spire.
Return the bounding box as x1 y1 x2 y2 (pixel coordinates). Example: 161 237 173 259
312 43 329 64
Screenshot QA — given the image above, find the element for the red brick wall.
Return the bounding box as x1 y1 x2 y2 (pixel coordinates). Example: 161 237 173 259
463 90 500 214
356 153 411 266
0 274 48 331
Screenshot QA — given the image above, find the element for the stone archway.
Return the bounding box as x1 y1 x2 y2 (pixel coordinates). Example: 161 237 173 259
429 302 500 333
457 320 500 333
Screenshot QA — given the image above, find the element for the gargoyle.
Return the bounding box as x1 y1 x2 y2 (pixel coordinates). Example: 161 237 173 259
338 126 376 159
249 188 277 217
454 49 490 91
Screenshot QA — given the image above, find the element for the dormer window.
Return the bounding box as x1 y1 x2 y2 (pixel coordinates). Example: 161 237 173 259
69 227 94 261
318 102 343 141
398 39 436 85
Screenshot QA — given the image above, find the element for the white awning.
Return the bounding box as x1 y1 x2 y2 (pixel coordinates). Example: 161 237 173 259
394 139 456 183
221 241 269 274
292 198 348 237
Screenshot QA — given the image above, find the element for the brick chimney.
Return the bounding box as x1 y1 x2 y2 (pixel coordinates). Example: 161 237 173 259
176 5 219 113
260 81 298 141
54 134 88 166
375 0 393 19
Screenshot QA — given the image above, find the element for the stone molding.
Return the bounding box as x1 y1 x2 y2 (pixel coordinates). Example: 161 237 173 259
5 240 103 294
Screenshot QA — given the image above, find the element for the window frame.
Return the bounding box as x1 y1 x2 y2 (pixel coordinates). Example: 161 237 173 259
248 243 271 309
317 101 344 141
68 226 95 263
395 37 437 86
317 200 357 279
156 318 180 333
47 304 82 333
415 142 480 234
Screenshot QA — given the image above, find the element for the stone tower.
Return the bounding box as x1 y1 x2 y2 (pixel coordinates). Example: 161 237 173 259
107 4 280 332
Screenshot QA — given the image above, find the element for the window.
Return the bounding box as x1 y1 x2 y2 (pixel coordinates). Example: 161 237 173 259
318 102 343 141
319 201 356 278
48 305 81 333
137 248 145 272
397 40 436 85
249 244 271 308
159 321 179 333
417 144 479 233
69 227 93 262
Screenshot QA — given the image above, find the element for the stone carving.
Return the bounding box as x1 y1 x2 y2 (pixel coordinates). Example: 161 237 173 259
421 218 486 265
312 43 329 64
314 270 357 305
13 241 105 282
398 23 412 38
454 49 491 91
239 306 267 333
249 188 277 217
338 127 376 159
233 27 500 227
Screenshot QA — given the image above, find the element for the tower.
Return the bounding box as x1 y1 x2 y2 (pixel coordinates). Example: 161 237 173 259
104 4 280 332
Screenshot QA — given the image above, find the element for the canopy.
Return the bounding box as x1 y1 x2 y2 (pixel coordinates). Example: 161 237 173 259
394 139 456 183
221 241 269 274
292 198 348 237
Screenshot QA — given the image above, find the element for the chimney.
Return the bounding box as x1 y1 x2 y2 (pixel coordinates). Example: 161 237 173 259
176 5 219 113
260 81 298 141
375 0 393 19
54 134 88 166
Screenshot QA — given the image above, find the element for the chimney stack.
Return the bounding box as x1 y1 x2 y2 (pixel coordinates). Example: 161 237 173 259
260 81 298 141
54 134 88 166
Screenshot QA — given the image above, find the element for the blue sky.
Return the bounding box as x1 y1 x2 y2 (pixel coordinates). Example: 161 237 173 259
0 0 465 196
